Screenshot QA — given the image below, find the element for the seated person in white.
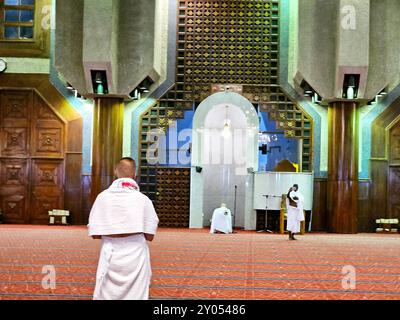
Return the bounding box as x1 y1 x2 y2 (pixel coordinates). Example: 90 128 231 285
210 203 233 234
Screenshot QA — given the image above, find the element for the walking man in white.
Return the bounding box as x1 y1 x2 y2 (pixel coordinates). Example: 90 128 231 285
286 184 305 240
88 157 159 300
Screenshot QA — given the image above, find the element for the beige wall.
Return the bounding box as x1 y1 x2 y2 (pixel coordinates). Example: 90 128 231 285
296 0 400 100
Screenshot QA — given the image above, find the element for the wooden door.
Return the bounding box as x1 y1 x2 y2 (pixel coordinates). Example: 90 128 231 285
0 90 65 224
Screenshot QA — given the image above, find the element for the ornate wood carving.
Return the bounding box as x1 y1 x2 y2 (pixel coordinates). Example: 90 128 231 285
2 128 28 156
32 160 63 187
32 94 64 158
0 160 28 186
37 103 59 120
0 90 31 157
36 129 62 154
31 195 62 225
1 195 26 223
0 91 30 120
0 159 28 224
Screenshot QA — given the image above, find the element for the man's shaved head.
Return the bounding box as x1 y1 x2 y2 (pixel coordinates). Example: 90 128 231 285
115 157 136 179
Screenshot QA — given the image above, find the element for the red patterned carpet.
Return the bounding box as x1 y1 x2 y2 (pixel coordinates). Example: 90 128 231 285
0 225 399 300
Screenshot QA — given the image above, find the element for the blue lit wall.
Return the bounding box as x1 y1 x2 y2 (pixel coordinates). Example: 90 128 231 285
162 109 194 167
258 111 300 171
158 108 299 170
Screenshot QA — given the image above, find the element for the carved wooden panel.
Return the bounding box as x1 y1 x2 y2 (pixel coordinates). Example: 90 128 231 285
0 91 31 157
1 128 28 156
31 160 64 224
388 167 400 219
0 159 29 224
31 196 62 225
0 91 31 121
0 160 29 186
32 160 63 187
1 195 27 224
32 94 64 158
154 167 190 228
37 102 60 121
35 128 62 154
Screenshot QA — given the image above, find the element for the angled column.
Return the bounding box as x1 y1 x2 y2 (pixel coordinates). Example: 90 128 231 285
90 98 124 202
55 0 164 97
327 101 359 233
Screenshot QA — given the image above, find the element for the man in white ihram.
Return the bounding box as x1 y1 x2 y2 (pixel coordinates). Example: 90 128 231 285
210 203 233 234
88 158 159 300
286 184 305 240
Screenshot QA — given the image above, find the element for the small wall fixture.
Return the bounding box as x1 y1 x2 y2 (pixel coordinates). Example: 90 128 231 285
95 72 104 94
91 70 109 95
377 88 388 97
303 84 313 97
139 78 151 93
129 77 154 100
343 74 360 99
367 87 389 105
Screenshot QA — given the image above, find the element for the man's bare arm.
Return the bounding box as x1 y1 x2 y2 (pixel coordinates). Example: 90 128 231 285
144 234 155 242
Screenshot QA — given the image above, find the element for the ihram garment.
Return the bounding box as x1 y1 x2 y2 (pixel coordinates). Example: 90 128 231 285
286 190 305 234
210 207 233 234
88 178 159 300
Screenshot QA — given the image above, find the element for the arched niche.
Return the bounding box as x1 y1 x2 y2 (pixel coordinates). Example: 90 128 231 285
190 92 259 230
